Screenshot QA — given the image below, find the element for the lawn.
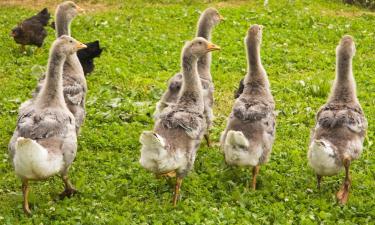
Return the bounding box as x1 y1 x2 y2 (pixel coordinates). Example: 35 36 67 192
0 0 374 224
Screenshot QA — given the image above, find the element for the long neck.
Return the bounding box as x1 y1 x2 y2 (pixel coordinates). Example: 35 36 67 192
329 53 357 103
196 15 212 41
196 16 213 80
55 10 71 37
178 52 204 111
243 38 269 94
55 11 82 74
36 52 66 107
247 38 262 74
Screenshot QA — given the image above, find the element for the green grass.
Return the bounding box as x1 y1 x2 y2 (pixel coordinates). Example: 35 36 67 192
1 0 374 224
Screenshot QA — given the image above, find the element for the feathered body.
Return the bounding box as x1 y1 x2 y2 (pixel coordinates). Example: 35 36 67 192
11 8 50 48
308 103 367 176
9 36 86 215
140 37 220 205
221 25 275 169
34 2 86 134
141 43 208 177
9 102 77 180
308 36 367 176
308 35 367 204
154 8 222 145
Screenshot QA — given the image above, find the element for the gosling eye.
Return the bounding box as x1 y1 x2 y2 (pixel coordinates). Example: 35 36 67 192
198 41 202 45
69 40 73 43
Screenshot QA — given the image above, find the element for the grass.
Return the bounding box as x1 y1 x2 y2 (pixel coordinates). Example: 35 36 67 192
0 0 374 224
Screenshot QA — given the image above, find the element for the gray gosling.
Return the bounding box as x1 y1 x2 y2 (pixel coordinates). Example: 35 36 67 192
35 1 86 134
154 8 223 147
9 36 87 215
140 37 220 206
308 35 367 204
220 25 276 190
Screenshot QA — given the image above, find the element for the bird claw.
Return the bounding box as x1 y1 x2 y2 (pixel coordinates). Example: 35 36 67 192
336 186 349 204
23 205 32 216
59 188 78 199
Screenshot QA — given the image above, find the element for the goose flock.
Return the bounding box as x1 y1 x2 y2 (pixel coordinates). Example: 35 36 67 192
8 1 368 215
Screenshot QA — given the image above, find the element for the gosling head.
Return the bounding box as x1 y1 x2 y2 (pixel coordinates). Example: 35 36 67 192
56 1 84 21
202 8 224 27
53 35 87 57
337 35 355 59
246 24 263 45
185 37 220 58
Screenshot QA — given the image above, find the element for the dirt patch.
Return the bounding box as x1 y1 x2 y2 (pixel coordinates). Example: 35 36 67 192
214 0 252 8
0 0 114 12
320 8 375 17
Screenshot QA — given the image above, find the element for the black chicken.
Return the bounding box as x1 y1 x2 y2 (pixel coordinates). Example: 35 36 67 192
49 21 102 75
234 78 245 99
11 8 51 51
77 40 103 76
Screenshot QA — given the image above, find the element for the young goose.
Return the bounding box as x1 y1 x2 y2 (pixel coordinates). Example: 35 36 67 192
220 25 276 190
8 36 87 215
154 8 223 146
35 1 85 134
140 37 220 206
308 35 367 204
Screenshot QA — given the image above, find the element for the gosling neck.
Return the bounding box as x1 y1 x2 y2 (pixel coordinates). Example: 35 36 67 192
55 9 72 37
196 14 214 42
247 37 262 74
178 51 204 111
196 15 214 81
243 37 269 94
36 50 66 108
329 53 357 103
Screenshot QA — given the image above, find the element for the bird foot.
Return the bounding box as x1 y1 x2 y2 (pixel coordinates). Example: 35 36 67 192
59 188 78 199
336 186 349 205
172 195 180 207
23 204 32 216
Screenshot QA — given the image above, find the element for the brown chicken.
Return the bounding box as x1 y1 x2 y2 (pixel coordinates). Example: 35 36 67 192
11 8 51 51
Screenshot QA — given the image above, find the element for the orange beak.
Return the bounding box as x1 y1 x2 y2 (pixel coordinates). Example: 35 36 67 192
76 42 87 50
207 42 220 51
76 5 85 13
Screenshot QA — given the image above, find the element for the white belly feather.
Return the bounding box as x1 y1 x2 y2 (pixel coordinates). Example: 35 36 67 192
14 137 64 180
308 139 342 176
223 130 263 167
139 131 187 174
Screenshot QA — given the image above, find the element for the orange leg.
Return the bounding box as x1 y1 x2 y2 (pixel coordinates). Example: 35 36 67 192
173 177 183 206
251 165 260 190
336 158 351 204
22 179 31 215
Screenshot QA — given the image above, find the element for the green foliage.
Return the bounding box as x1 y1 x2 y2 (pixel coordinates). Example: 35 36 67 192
0 0 374 224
